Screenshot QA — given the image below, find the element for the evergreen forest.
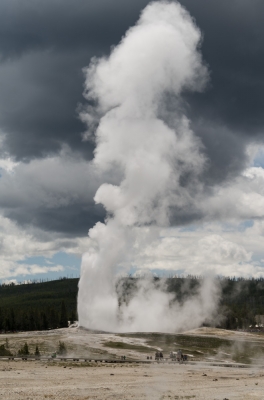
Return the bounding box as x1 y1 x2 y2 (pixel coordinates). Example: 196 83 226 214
0 276 264 332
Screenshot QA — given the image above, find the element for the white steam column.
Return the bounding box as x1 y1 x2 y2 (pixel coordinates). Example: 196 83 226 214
78 1 218 332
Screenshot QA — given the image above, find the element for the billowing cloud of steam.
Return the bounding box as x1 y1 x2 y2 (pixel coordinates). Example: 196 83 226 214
78 1 219 332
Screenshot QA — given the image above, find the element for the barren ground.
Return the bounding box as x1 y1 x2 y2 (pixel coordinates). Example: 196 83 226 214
0 359 264 399
1 327 264 399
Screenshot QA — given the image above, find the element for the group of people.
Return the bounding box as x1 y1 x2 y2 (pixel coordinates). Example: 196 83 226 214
155 351 163 360
152 349 188 362
169 349 188 362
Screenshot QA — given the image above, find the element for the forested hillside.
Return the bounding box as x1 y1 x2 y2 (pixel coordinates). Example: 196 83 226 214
0 276 264 332
117 276 264 330
0 278 78 331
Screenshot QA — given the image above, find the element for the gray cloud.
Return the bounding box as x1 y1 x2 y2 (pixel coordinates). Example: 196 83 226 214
0 153 107 235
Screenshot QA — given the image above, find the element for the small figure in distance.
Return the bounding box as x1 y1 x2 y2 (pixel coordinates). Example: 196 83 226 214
177 349 182 362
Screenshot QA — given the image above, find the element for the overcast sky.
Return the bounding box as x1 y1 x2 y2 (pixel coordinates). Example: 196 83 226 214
1 0 264 283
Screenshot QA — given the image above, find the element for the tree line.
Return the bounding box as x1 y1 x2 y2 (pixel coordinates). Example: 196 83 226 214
0 301 77 332
1 276 264 332
118 276 264 331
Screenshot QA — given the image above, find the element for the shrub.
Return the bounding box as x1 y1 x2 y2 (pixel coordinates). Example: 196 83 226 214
57 341 67 355
18 342 29 355
35 345 40 356
0 344 12 356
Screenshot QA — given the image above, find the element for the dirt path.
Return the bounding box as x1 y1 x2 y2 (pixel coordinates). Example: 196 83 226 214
0 360 263 400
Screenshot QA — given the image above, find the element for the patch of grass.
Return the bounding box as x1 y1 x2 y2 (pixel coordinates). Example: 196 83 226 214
103 341 156 353
120 333 232 354
119 332 264 364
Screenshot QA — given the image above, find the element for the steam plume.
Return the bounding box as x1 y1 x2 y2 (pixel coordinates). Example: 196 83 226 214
78 1 218 332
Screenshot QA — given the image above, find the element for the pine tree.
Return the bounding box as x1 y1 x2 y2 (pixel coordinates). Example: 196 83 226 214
69 310 77 325
18 342 29 355
21 312 30 331
34 310 41 330
0 344 12 356
29 310 35 331
24 342 29 355
41 312 49 330
57 341 67 355
10 308 16 331
35 345 40 356
59 301 68 328
49 308 59 329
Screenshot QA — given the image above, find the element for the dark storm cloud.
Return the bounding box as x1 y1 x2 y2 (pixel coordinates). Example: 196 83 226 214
5 203 105 236
0 0 149 60
1 0 263 161
0 0 149 160
182 0 264 134
0 49 89 159
0 0 264 235
178 0 264 186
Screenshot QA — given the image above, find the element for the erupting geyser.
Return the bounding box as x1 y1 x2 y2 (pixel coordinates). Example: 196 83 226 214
78 1 219 332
